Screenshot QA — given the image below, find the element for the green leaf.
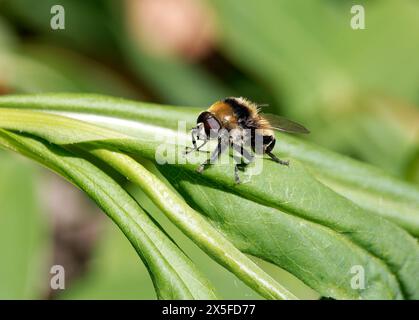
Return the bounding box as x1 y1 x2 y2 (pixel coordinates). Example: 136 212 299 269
0 94 418 236
0 129 218 300
0 118 297 300
158 160 418 299
86 147 296 300
0 124 297 300
0 94 418 299
160 166 401 299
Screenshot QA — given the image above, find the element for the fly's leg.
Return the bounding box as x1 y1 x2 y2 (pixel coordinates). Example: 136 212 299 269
264 136 289 166
232 143 254 163
184 124 207 154
266 151 289 166
233 149 242 184
184 138 208 155
196 134 229 173
231 142 254 184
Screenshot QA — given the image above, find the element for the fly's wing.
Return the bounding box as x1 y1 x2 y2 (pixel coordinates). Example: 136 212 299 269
262 113 310 134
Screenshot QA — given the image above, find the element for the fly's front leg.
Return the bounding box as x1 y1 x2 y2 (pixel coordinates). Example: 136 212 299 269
184 124 207 154
184 137 208 155
190 126 198 149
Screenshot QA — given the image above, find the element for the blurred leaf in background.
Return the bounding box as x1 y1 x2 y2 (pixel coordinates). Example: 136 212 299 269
0 152 50 299
0 0 233 105
60 217 156 300
2 0 419 179
209 0 419 182
0 0 115 54
0 2 141 97
111 0 233 106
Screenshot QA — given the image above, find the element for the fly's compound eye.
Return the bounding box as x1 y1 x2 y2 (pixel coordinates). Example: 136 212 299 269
197 112 221 138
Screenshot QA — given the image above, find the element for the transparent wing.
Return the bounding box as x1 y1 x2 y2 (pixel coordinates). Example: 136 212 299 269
262 113 310 134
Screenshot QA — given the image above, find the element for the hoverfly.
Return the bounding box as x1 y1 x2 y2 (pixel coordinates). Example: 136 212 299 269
186 97 309 183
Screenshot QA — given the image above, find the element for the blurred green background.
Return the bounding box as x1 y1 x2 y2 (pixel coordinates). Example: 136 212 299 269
0 0 418 299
